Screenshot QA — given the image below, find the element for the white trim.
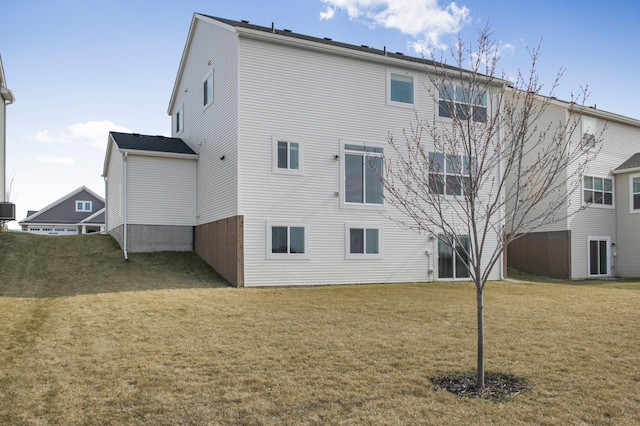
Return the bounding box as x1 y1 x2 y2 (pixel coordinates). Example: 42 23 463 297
587 236 610 277
271 136 304 175
118 148 198 160
386 68 415 109
629 173 640 214
266 222 309 259
202 69 214 110
75 200 92 212
339 139 386 210
436 234 472 281
582 174 615 209
344 224 383 259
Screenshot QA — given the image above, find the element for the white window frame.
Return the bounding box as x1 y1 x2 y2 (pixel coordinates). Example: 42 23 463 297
175 104 184 135
266 222 309 259
436 234 472 281
630 173 640 214
345 224 383 259
340 140 386 210
438 83 488 122
583 175 614 209
272 136 304 175
203 70 214 109
582 116 597 150
587 236 610 278
387 69 415 108
75 200 92 212
428 152 474 197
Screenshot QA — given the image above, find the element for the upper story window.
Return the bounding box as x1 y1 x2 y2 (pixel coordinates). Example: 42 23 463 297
582 116 597 149
175 105 184 134
584 176 613 207
631 175 640 212
76 201 92 212
272 137 303 175
203 70 214 107
428 152 474 196
344 144 384 205
389 73 414 105
438 83 487 122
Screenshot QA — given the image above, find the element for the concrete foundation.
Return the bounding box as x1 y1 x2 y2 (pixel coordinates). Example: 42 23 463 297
109 224 194 253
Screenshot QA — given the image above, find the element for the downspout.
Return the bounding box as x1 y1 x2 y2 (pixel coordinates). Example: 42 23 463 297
123 151 129 260
103 176 108 234
497 88 506 281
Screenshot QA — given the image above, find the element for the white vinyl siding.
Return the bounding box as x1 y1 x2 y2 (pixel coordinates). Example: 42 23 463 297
170 18 239 224
235 34 500 286
125 155 196 226
106 145 124 231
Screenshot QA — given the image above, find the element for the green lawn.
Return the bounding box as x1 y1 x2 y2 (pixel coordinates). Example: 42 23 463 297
1 233 639 425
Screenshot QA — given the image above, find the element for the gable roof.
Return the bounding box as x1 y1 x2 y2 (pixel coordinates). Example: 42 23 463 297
103 132 198 176
168 13 469 114
79 207 105 225
19 186 105 224
613 153 640 174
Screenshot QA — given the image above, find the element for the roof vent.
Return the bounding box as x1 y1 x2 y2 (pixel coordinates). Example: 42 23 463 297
132 133 141 137
361 45 369 48
156 135 165 139
324 37 332 41
241 20 249 24
283 29 292 33
395 52 404 56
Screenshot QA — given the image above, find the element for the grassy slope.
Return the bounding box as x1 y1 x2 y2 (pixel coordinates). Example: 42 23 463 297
1 233 640 425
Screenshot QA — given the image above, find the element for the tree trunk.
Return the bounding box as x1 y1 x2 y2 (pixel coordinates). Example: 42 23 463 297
476 283 485 389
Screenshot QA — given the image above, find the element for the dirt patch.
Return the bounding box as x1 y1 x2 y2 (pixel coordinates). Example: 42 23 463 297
432 372 531 402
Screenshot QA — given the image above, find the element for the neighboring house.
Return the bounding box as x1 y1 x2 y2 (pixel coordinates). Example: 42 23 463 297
104 14 503 287
19 186 105 235
102 132 198 254
508 102 640 279
0 53 16 224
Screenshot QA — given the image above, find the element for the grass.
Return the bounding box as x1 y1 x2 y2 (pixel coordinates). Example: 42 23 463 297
1 233 640 424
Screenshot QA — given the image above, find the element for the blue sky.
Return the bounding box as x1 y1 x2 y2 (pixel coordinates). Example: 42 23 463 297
2 0 639 227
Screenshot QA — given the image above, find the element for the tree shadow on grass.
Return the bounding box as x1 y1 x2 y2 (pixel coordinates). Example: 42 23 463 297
0 233 233 298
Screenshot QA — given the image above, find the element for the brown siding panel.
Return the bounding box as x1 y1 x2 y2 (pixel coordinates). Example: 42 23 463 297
508 230 571 279
195 216 244 287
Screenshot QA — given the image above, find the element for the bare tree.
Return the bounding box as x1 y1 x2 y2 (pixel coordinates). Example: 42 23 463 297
380 28 601 388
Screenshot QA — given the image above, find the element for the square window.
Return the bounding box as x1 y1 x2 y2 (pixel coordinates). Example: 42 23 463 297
75 200 92 212
583 176 613 207
438 83 486 122
347 226 381 257
429 152 474 196
390 73 414 104
268 225 306 257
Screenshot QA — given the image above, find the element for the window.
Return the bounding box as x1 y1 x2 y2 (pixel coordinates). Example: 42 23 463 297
76 201 92 212
272 138 303 174
344 144 384 205
428 152 474 196
632 175 640 212
438 235 471 279
175 105 184 134
582 116 597 149
203 71 214 107
583 176 613 207
348 227 380 256
438 83 487 122
268 224 306 257
389 73 414 105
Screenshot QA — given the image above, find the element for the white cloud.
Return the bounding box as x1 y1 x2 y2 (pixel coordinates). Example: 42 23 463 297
320 0 471 49
28 120 131 150
36 155 76 165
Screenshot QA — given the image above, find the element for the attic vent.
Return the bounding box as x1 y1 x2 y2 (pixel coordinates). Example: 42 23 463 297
241 20 249 23
283 29 292 33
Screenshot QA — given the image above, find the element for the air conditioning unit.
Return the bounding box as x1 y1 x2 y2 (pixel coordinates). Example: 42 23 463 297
0 202 16 221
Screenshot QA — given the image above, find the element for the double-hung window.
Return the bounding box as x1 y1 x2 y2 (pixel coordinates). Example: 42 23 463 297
438 83 487 122
438 235 471 279
428 152 474 196
268 224 307 257
344 144 384 205
582 116 597 149
631 175 640 212
76 201 92 212
583 176 613 207
203 71 214 107
347 227 380 257
389 72 414 105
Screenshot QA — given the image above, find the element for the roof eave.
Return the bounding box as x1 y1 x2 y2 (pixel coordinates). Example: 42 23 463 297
119 148 199 160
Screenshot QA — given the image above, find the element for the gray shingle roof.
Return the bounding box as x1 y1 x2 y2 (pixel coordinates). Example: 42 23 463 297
615 153 640 172
202 14 452 70
110 132 196 155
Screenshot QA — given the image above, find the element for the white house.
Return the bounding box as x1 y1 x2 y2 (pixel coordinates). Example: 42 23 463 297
508 101 640 279
104 14 502 287
0 53 16 225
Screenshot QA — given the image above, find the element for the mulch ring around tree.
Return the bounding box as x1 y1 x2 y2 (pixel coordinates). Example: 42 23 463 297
432 372 531 402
